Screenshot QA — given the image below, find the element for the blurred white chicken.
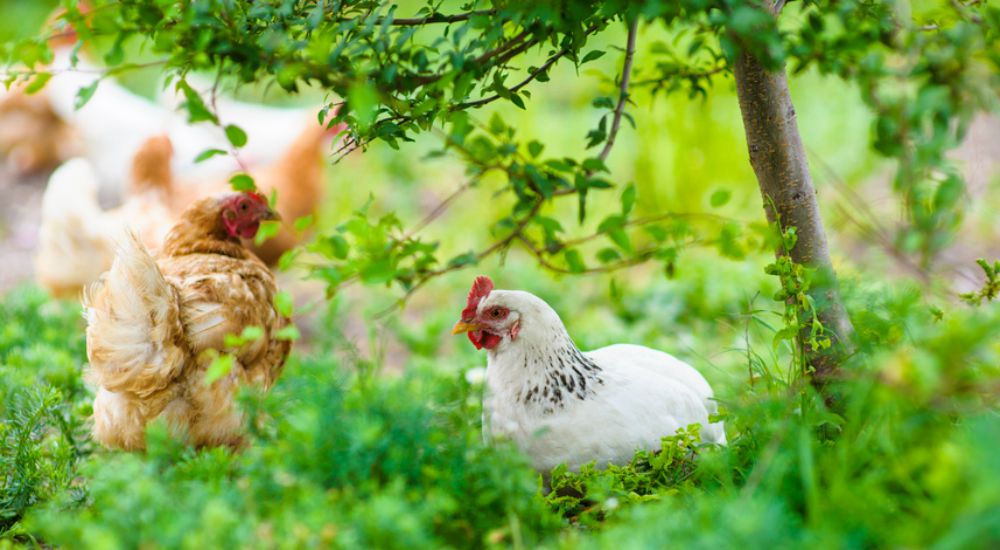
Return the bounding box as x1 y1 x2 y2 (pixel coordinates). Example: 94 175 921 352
34 158 118 297
452 276 726 471
0 11 324 200
42 46 317 201
34 136 177 298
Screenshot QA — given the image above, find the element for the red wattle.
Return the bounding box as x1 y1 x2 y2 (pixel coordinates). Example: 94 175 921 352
468 330 501 350
468 331 483 350
481 332 501 350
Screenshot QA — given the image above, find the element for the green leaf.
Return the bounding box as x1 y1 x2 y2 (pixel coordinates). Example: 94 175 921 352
607 229 632 253
275 325 301 342
360 259 395 284
230 173 256 192
277 249 300 272
621 184 636 216
294 215 315 233
581 50 606 64
254 220 281 245
447 252 478 268
710 189 732 208
934 175 963 209
224 124 248 148
177 80 218 124
772 326 798 351
203 353 234 385
241 326 264 341
274 290 294 318
596 248 621 264
488 112 506 135
313 234 350 260
564 249 585 273
527 140 544 158
592 96 614 109
582 158 608 173
348 80 379 131
24 72 51 95
104 39 124 66
225 325 264 348
194 148 227 163
74 80 100 110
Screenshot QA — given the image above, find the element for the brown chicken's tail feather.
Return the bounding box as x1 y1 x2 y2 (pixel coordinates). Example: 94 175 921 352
83 231 189 398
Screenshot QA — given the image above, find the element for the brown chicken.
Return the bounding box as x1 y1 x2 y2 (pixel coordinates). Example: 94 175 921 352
167 120 337 264
0 88 80 175
84 192 291 450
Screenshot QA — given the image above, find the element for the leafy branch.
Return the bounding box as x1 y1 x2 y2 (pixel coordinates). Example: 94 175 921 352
959 259 1000 306
312 19 742 312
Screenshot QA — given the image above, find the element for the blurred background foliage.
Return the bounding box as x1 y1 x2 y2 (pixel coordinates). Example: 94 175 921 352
0 0 998 548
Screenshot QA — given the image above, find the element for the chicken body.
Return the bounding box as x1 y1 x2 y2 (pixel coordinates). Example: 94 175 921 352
84 194 290 450
454 278 725 471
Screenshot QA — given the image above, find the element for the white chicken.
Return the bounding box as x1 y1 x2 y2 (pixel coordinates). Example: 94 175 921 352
42 48 316 201
35 136 179 298
34 158 118 297
452 276 725 471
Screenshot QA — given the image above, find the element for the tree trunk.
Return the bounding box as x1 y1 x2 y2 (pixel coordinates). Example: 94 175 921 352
732 48 854 391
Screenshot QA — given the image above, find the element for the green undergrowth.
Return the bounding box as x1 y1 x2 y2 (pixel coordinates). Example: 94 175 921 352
0 283 998 548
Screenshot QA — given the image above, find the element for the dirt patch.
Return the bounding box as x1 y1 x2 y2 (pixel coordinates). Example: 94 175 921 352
0 166 44 293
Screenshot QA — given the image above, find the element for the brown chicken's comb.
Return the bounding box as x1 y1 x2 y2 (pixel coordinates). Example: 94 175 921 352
461 275 494 321
245 191 269 205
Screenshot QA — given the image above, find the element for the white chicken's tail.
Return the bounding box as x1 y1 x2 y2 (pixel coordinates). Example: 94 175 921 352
35 158 118 296
83 232 189 398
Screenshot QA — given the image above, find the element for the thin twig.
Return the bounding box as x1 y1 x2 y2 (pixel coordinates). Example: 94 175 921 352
401 179 477 240
518 234 656 274
596 18 638 165
206 65 250 174
631 65 726 87
560 212 743 248
1 59 168 81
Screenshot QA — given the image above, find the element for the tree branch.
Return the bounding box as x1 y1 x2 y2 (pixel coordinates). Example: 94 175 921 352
411 29 537 86
386 9 497 26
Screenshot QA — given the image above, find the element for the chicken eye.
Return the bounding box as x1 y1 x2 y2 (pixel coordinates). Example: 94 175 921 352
491 308 503 318
240 202 249 211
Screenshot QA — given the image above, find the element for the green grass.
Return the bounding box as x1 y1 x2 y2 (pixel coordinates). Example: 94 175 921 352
0 270 997 548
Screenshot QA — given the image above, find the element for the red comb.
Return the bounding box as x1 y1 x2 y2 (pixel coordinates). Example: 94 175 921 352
461 275 494 321
245 191 268 205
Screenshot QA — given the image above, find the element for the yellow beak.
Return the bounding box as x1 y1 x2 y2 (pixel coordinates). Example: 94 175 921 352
451 321 480 335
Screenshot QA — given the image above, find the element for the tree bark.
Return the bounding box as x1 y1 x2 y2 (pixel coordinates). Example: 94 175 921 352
732 47 854 390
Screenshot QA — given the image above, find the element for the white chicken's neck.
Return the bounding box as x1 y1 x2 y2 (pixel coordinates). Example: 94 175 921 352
485 309 604 414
